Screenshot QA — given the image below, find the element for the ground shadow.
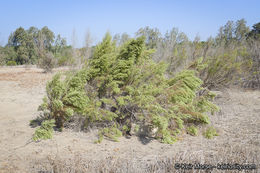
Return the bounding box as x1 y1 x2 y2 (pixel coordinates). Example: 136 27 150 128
137 134 153 145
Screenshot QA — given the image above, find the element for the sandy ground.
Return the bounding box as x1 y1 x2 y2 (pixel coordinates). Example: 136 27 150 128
0 66 259 172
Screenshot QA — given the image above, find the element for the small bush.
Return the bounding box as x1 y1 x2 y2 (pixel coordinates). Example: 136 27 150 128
0 51 5 66
37 52 56 72
203 126 218 139
38 70 89 130
6 61 17 66
95 126 123 143
187 125 198 136
32 119 55 141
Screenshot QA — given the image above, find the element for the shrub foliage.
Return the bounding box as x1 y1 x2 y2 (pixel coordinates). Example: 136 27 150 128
32 119 55 141
203 126 219 139
34 34 218 144
6 60 17 66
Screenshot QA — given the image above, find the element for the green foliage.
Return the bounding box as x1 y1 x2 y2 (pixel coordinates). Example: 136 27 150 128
247 22 260 40
0 50 5 66
55 46 74 66
203 126 218 139
38 69 89 129
0 46 17 65
216 19 251 44
112 36 146 86
5 26 66 65
135 26 161 49
6 61 17 66
32 119 55 141
187 125 198 136
89 32 116 79
96 126 123 143
8 27 37 64
35 34 219 144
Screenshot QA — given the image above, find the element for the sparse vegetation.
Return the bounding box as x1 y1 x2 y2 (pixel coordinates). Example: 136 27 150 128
32 119 55 141
203 126 218 139
6 60 17 66
37 51 56 72
187 125 198 136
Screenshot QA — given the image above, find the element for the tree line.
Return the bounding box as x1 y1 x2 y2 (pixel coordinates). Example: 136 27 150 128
0 19 259 84
132 19 259 89
0 26 74 68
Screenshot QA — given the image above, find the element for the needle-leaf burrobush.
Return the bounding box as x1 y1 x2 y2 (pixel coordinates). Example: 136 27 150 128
34 33 218 143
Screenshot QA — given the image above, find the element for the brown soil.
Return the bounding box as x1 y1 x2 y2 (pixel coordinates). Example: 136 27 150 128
0 66 259 173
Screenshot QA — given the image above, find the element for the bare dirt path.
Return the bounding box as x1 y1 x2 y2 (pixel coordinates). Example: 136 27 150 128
0 67 259 173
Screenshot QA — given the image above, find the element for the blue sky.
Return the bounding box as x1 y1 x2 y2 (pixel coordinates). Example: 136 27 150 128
0 0 259 47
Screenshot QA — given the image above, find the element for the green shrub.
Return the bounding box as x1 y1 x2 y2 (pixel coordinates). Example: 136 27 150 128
32 119 55 141
203 126 218 139
38 69 89 130
34 34 219 144
187 125 198 136
56 53 75 66
95 126 123 143
6 61 17 66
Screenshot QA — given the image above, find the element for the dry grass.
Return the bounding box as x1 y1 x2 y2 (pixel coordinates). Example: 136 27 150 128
28 142 259 173
0 66 70 88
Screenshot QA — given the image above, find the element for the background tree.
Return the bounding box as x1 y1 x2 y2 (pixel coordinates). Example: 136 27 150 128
3 26 70 66
7 27 36 64
0 46 5 65
234 19 250 41
40 26 55 51
54 34 67 55
84 29 93 60
223 20 235 43
135 26 161 49
113 32 131 46
248 22 260 40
